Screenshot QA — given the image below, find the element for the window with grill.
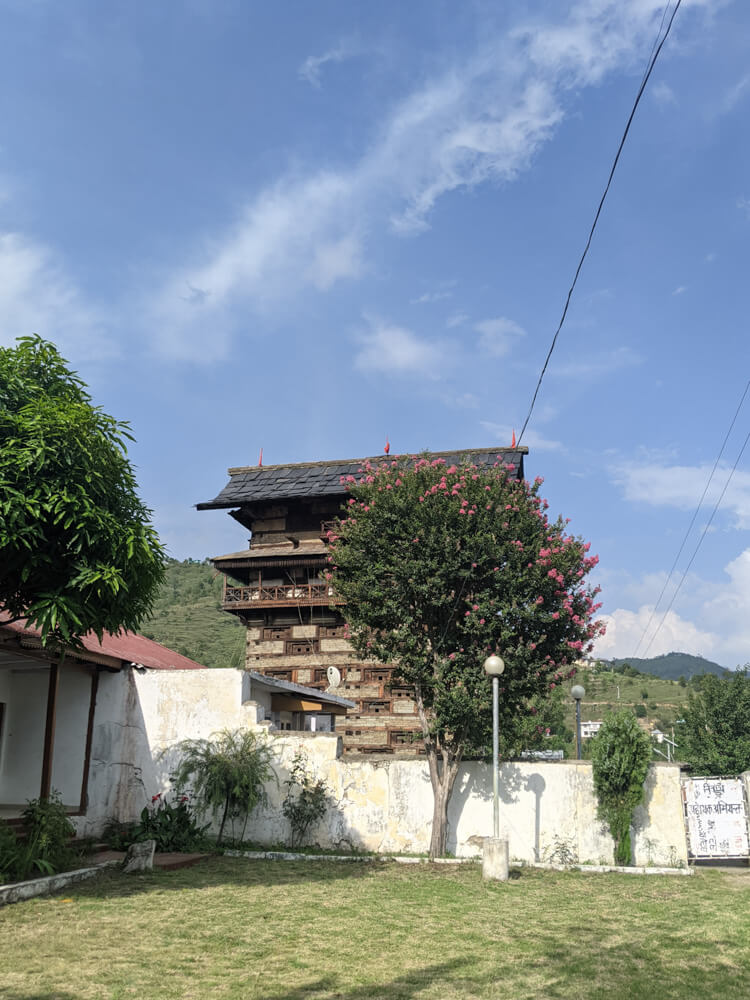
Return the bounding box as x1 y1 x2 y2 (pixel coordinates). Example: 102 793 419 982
264 627 291 641
362 700 389 714
285 639 320 655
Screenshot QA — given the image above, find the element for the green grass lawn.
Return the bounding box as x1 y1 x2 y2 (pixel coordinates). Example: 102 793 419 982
1 858 748 1000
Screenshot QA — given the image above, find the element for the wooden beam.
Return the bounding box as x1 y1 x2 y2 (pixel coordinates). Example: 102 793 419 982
271 695 324 712
40 661 59 800
78 669 99 814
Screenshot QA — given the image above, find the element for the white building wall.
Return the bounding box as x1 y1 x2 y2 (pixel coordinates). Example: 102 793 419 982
50 664 93 807
76 667 256 837
0 668 48 804
76 666 689 866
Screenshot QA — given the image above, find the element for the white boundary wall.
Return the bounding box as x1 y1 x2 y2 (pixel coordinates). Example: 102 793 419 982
77 667 689 867
252 735 689 867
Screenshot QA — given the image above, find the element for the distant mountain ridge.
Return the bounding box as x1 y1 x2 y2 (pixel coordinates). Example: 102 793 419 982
606 651 729 680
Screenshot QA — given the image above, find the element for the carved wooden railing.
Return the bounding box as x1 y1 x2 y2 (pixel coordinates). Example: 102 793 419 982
223 582 343 608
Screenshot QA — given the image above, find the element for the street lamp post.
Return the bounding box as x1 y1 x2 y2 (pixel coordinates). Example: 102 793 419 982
484 655 505 839
571 684 585 759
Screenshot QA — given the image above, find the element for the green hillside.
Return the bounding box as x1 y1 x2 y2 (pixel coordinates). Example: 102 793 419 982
558 665 691 756
607 652 728 680
140 558 245 668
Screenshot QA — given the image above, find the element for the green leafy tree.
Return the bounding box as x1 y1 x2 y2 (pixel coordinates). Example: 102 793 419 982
591 709 652 865
328 454 603 858
0 336 166 644
680 669 750 773
171 729 276 844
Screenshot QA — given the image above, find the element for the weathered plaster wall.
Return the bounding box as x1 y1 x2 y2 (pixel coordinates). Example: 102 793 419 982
77 667 256 837
77 668 689 866
248 737 689 867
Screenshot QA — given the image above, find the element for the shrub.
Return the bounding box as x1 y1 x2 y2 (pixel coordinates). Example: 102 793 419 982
591 709 652 866
171 729 275 844
0 793 76 883
134 793 209 852
282 752 329 848
635 704 647 718
102 818 139 852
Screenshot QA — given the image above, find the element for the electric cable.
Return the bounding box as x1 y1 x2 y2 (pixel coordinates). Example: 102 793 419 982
517 0 683 446
632 378 750 658
641 423 750 658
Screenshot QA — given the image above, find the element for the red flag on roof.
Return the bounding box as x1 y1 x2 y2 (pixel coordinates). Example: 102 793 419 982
258 448 263 467
384 438 390 455
511 430 516 448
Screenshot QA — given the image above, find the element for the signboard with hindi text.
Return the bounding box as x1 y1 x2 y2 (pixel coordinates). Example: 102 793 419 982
682 777 750 859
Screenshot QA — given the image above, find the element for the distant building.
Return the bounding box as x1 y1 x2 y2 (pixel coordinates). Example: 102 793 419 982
580 720 602 739
198 446 527 754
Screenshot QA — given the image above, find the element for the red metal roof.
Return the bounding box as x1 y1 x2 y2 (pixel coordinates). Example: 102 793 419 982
0 613 205 671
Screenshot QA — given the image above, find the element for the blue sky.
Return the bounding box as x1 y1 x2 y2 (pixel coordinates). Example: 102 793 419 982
1 0 749 667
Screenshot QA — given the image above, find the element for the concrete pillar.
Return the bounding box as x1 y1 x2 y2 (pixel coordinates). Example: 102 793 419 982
482 836 509 881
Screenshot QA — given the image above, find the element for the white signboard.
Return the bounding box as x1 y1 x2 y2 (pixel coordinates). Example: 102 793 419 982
683 778 750 859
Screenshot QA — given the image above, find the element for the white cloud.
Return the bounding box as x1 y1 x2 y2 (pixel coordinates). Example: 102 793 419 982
595 547 750 669
149 172 364 360
481 420 564 453
411 290 452 304
306 233 364 290
672 285 687 296
474 316 526 357
610 459 750 529
651 80 677 108
353 314 446 377
452 392 480 409
552 345 641 378
595 606 719 661
721 73 750 115
0 232 111 359
299 40 358 88
737 196 750 221
446 312 468 328
150 0 717 359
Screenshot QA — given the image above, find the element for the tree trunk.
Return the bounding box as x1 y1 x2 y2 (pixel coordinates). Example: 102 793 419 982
217 798 231 845
426 748 461 859
415 684 462 859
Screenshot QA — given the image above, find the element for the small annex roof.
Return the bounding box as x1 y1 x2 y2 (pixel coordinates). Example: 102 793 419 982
0 614 206 671
197 446 527 510
247 670 355 709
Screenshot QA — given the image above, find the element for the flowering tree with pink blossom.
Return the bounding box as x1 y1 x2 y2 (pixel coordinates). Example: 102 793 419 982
328 454 604 859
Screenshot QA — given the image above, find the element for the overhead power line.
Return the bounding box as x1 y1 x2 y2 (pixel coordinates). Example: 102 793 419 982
641 421 750 658
517 0 683 446
632 378 750 659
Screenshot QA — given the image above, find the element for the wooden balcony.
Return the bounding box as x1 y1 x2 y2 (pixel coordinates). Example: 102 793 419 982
223 582 344 609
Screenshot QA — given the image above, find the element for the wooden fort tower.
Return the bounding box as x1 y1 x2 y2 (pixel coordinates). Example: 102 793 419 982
198 446 526 753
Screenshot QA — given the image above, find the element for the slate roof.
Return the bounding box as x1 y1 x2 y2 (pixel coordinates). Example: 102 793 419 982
197 446 527 510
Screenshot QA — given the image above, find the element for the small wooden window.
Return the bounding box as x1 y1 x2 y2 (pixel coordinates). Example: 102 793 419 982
264 627 291 641
266 669 293 682
366 667 391 683
286 639 319 656
320 624 348 638
390 731 415 747
362 700 389 714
